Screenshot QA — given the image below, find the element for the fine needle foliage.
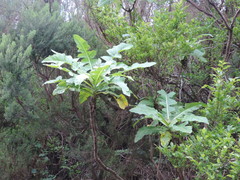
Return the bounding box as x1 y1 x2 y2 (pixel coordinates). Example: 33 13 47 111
42 34 155 179
130 90 209 146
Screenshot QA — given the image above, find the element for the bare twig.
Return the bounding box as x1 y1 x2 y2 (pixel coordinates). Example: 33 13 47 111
121 0 137 26
121 0 137 12
230 9 240 28
208 0 230 30
224 9 240 61
186 0 215 19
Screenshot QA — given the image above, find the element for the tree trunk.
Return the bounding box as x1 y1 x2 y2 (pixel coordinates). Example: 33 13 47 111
89 97 124 180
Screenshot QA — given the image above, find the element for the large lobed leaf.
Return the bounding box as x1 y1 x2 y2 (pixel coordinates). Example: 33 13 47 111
171 122 192 134
73 34 96 70
66 74 89 86
127 62 156 71
157 90 177 121
90 65 110 86
130 102 168 126
130 103 160 120
160 131 172 147
79 88 93 104
53 85 67 95
131 90 209 146
42 34 156 111
182 114 209 124
134 126 166 142
44 76 63 85
111 77 131 96
107 43 133 58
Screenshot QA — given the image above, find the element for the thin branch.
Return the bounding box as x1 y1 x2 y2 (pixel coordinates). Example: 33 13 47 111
121 0 137 26
219 0 225 10
186 0 215 19
230 9 240 28
224 29 233 61
129 0 137 12
208 0 231 30
224 9 240 61
121 0 137 12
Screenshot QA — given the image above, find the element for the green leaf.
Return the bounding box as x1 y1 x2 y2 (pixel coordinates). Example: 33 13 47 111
42 50 76 65
130 103 158 117
130 103 163 121
74 34 90 51
101 56 113 62
171 103 201 123
160 131 172 147
158 90 177 120
53 85 67 95
138 99 154 107
90 65 110 86
172 123 192 133
61 67 71 73
66 74 89 86
45 64 60 68
78 50 96 59
110 63 129 73
111 77 131 96
71 62 85 71
79 88 92 104
134 126 166 142
115 94 128 109
127 62 156 71
107 43 133 58
44 76 63 85
182 115 209 124
185 102 206 108
73 34 94 70
190 49 207 62
111 62 156 74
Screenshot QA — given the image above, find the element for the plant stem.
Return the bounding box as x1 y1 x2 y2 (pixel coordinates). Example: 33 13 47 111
89 97 124 180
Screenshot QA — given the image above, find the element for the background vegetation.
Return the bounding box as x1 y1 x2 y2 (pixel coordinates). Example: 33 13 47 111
0 0 239 179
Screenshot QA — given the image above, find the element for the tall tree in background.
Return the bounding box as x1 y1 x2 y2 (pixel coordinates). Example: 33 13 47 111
0 32 36 125
0 32 41 179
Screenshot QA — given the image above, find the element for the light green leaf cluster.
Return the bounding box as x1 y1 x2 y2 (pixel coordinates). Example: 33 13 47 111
161 127 240 179
130 90 208 145
203 61 240 124
94 3 210 76
42 34 156 108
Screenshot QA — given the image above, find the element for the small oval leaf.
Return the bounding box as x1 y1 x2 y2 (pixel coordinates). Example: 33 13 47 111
115 94 128 109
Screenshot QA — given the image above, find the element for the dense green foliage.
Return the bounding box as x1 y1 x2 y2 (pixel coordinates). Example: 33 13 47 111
161 63 240 179
130 90 208 145
0 0 239 179
43 35 155 104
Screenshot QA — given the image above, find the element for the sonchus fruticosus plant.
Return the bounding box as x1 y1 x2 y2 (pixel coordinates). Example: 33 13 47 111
130 90 209 147
42 34 155 180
